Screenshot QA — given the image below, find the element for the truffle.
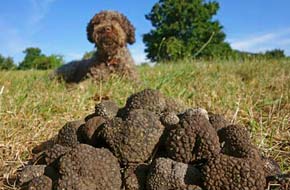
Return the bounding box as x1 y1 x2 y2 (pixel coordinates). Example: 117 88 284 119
164 97 186 114
181 108 209 120
56 120 84 147
261 156 282 177
218 124 260 160
18 165 46 185
266 173 290 190
146 157 202 190
28 175 52 190
94 100 119 119
123 164 149 190
208 113 229 131
201 154 266 190
165 111 221 163
122 89 167 116
101 109 165 164
44 144 71 166
160 112 180 126
81 116 106 146
57 144 121 190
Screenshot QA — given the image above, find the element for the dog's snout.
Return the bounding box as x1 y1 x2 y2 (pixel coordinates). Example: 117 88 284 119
104 26 112 33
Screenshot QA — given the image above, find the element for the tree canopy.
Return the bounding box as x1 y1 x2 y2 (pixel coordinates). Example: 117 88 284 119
143 0 232 62
0 54 16 70
18 47 64 70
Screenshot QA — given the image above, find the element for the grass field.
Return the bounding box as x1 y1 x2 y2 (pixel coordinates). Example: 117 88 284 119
0 59 289 189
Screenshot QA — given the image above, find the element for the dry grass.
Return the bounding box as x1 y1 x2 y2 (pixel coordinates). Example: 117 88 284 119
0 59 289 189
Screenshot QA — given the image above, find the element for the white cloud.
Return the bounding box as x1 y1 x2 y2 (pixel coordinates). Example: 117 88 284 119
229 28 290 55
231 33 276 50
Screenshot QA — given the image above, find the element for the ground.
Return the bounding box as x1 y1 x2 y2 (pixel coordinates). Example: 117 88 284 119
0 59 289 189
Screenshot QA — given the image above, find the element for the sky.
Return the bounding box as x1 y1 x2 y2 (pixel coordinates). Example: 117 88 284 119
0 0 290 64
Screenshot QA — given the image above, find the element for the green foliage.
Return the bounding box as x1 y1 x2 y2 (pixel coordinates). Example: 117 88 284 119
31 55 64 70
264 49 286 59
18 47 42 69
0 54 16 70
143 0 232 61
18 47 64 70
230 49 288 61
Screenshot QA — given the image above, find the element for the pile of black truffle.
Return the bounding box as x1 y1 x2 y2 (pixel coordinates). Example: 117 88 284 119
18 89 289 190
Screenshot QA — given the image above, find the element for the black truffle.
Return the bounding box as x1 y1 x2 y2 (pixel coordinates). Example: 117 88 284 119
18 165 46 185
208 113 229 131
201 154 266 190
146 157 202 190
57 144 121 190
28 175 52 190
160 112 180 126
94 100 119 119
56 120 84 147
122 89 167 116
101 109 165 164
123 164 149 190
262 156 282 177
44 144 71 166
81 116 106 146
165 111 221 163
218 124 260 160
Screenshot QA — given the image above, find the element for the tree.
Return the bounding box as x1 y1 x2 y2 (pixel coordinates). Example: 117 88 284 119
31 55 64 70
18 47 64 70
143 0 232 61
264 49 286 59
0 54 16 70
18 47 43 69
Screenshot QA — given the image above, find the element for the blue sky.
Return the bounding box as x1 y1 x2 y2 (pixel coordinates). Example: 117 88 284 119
0 0 290 64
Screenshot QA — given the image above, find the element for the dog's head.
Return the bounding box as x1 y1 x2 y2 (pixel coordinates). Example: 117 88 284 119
87 11 135 53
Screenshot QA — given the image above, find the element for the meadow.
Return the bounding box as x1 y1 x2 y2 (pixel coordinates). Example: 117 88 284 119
0 59 289 189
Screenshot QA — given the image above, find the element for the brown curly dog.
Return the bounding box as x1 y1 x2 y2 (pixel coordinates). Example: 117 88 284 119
52 10 138 83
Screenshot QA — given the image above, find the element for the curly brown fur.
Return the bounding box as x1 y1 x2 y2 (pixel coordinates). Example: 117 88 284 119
52 10 138 83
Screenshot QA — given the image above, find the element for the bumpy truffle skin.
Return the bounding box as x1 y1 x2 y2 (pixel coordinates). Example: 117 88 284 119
262 157 282 177
28 175 52 190
181 108 209 120
123 164 149 190
266 174 290 190
218 125 260 160
164 97 186 114
18 165 46 185
160 112 180 126
95 100 119 119
122 89 167 116
81 116 106 146
44 144 71 165
165 112 221 163
146 158 202 190
208 113 229 131
201 154 266 190
101 109 165 164
57 144 121 190
56 120 84 147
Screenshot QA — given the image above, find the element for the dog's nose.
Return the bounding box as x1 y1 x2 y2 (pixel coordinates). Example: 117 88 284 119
104 26 112 33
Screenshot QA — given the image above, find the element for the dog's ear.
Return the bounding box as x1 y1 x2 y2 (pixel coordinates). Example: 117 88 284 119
86 18 96 44
86 12 104 44
119 14 136 45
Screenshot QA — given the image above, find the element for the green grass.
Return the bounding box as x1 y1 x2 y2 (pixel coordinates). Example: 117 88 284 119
0 59 289 189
